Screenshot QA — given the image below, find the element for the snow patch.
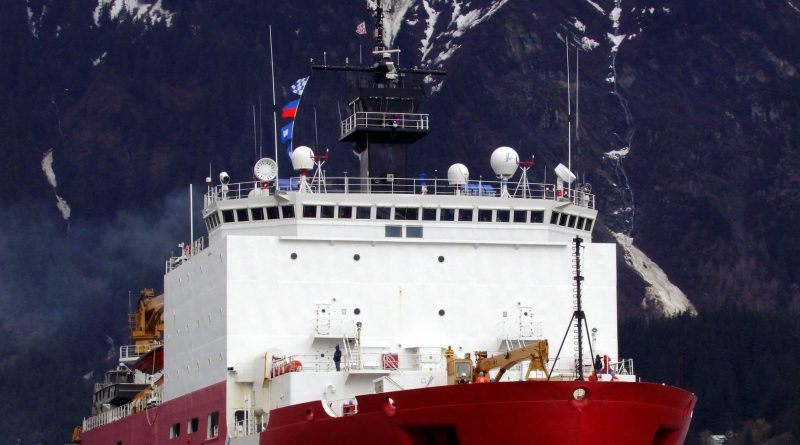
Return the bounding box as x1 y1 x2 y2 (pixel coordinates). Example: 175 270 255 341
41 149 57 187
609 7 622 29
93 52 108 66
93 0 174 27
41 149 71 221
572 18 586 32
417 0 511 64
788 1 800 13
662 7 671 13
580 37 599 51
614 233 697 317
604 147 629 159
381 0 415 46
584 0 605 14
26 2 46 38
607 32 626 52
419 0 440 62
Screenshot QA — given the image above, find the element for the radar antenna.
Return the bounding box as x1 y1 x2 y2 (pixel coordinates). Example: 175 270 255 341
548 237 597 381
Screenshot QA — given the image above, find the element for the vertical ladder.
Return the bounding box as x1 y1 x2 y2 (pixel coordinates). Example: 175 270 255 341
572 239 582 377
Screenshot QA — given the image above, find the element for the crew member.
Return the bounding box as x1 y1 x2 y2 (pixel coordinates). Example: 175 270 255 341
333 345 342 371
475 371 489 383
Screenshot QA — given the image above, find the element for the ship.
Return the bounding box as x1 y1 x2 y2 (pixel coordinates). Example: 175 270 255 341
72 4 696 445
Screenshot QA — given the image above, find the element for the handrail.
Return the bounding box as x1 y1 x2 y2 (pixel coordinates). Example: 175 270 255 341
82 387 162 431
341 111 429 136
203 177 595 209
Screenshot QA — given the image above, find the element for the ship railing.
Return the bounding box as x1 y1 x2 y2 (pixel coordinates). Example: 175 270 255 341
165 236 207 272
228 417 261 438
82 386 162 432
204 178 594 209
271 353 425 376
119 342 161 361
341 111 429 136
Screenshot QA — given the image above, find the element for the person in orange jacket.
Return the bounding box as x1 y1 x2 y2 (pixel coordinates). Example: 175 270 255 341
475 371 489 383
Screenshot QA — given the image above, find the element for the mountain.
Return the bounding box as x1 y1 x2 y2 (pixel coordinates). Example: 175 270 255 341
1 0 799 443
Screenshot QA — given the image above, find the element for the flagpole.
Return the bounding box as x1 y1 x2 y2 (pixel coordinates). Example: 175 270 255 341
269 24 279 179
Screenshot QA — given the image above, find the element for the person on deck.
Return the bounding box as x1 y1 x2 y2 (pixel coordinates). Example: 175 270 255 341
594 354 603 374
333 345 342 371
475 372 489 383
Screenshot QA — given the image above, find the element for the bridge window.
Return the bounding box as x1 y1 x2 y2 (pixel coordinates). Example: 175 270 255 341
302 205 317 218
558 213 568 226
395 207 419 221
320 205 335 218
496 209 510 222
477 209 493 222
236 208 249 222
513 210 527 223
577 216 586 230
568 214 577 228
530 210 544 223
440 208 455 221
280 205 295 219
266 206 279 220
458 209 473 222
584 219 594 231
376 206 391 220
251 208 265 221
356 206 372 219
222 210 235 223
550 211 560 225
422 208 437 221
338 206 353 219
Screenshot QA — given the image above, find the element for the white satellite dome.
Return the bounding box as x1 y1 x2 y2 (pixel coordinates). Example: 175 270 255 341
291 146 315 170
554 163 576 184
490 146 519 179
447 163 469 185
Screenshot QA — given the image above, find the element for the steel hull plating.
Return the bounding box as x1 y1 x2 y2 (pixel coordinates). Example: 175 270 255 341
82 381 694 444
263 381 696 445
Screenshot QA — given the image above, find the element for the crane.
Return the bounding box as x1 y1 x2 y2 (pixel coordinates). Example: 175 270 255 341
446 340 549 384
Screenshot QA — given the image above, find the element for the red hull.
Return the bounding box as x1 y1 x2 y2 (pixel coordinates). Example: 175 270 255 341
81 381 695 445
263 381 696 445
81 381 227 445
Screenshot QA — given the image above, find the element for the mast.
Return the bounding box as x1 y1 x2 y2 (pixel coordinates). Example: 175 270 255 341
269 25 279 178
310 2 446 182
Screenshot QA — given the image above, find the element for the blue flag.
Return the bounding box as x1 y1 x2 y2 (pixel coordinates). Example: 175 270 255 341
280 122 294 144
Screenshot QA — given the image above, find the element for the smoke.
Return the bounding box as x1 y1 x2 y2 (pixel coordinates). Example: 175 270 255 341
0 188 202 366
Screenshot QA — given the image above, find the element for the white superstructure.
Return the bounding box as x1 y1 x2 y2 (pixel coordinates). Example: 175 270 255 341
157 164 623 434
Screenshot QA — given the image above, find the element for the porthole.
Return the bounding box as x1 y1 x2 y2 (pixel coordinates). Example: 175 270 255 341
438 256 445 263
291 252 298 260
353 254 361 261
438 309 445 316
354 308 361 315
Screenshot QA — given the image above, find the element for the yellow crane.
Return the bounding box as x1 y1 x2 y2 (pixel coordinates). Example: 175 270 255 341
130 288 164 349
446 340 549 384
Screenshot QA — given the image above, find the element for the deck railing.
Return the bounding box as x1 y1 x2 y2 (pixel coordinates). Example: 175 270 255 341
205 177 594 209
341 112 429 137
82 387 162 432
119 342 161 361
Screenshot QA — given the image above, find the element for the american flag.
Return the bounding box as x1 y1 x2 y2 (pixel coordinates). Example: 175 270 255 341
355 21 367 35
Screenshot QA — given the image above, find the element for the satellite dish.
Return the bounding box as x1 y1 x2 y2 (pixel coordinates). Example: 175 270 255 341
447 163 469 185
291 146 315 171
490 146 519 179
554 163 576 184
253 158 278 181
